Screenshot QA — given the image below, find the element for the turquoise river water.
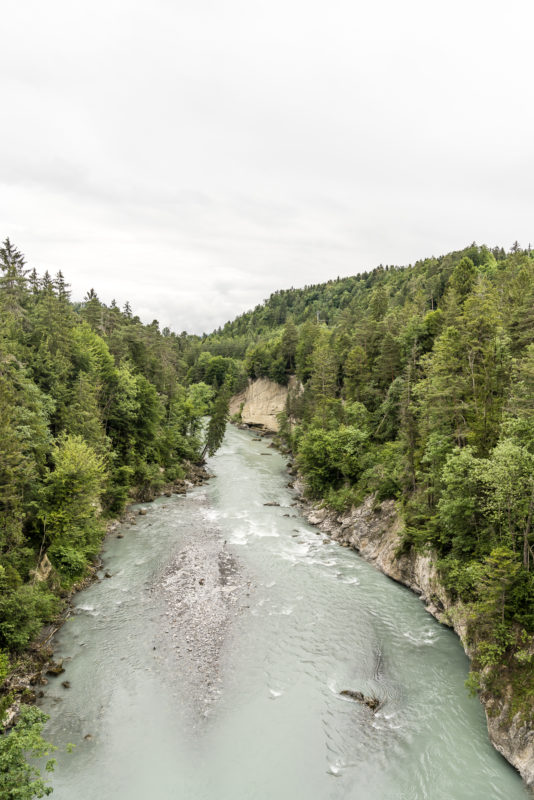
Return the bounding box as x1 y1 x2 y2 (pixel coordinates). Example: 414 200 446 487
39 426 530 799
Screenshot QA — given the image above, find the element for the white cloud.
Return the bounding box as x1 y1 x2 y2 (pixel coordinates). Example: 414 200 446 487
1 0 533 333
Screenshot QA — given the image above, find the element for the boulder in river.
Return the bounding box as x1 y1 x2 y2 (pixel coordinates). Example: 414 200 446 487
47 660 65 676
340 689 380 711
138 508 148 515
263 502 280 506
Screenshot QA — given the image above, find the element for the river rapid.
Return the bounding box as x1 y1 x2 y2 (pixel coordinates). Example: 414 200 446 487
40 426 530 799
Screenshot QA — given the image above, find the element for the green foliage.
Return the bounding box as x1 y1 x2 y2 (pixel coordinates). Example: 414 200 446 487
324 486 360 513
0 238 242 791
0 238 208 657
43 435 106 578
203 380 231 459
296 424 368 497
476 547 522 626
449 256 477 300
0 584 59 651
4 237 534 737
0 706 56 799
189 351 246 390
132 460 166 503
0 651 9 685
201 241 534 695
465 671 481 696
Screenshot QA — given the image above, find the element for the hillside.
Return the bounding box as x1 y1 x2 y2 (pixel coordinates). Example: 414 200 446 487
3 237 534 792
0 239 218 723
198 242 534 727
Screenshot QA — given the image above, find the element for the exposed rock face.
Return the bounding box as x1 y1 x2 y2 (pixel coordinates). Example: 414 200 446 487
229 377 300 432
299 492 534 788
31 553 53 582
484 690 534 788
340 689 380 711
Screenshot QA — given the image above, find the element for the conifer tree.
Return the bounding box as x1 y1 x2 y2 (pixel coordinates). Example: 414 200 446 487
202 379 231 459
281 318 298 371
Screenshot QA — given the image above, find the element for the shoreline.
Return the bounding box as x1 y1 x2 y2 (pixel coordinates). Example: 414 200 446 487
290 477 534 790
0 462 212 730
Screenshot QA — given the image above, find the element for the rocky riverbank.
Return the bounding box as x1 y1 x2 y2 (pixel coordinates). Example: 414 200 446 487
0 462 212 730
150 509 249 721
294 484 534 789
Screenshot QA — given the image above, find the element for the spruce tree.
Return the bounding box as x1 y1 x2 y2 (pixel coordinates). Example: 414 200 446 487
202 379 231 459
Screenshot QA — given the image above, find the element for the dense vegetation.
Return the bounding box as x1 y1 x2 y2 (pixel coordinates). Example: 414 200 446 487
203 242 534 716
3 237 534 793
0 238 213 655
0 238 237 793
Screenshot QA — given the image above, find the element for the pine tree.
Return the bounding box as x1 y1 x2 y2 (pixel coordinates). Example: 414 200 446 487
281 319 298 371
202 380 231 459
0 239 29 331
83 288 103 332
450 256 477 301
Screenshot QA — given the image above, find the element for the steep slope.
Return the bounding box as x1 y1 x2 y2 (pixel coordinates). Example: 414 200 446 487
203 241 534 787
229 376 299 431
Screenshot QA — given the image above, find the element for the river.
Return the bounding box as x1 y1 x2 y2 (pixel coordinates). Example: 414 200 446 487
40 426 530 799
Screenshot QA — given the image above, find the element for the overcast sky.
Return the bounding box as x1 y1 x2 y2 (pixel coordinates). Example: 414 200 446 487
1 0 533 333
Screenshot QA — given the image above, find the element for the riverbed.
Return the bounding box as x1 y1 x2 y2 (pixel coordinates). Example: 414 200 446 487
40 426 530 798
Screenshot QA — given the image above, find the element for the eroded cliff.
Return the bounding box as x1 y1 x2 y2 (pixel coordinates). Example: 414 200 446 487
229 377 299 432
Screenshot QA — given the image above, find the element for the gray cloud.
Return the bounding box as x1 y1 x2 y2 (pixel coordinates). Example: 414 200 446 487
1 0 533 333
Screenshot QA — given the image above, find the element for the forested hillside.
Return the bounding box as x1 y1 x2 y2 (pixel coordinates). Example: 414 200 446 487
0 239 226 698
3 237 534 793
202 242 534 716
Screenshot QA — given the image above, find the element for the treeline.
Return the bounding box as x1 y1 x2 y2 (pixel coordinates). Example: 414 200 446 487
209 241 534 715
0 239 220 667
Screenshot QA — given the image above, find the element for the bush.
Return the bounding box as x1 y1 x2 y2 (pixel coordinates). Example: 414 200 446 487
47 544 88 578
0 585 59 651
103 464 134 515
0 650 9 684
132 460 165 501
325 486 360 513
0 705 56 799
164 463 186 482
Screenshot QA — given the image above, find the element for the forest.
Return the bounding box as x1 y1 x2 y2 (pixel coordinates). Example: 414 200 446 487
2 238 534 794
0 238 235 795
201 242 534 719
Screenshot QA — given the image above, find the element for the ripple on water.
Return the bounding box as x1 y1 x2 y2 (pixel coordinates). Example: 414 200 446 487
40 426 531 800
74 604 100 617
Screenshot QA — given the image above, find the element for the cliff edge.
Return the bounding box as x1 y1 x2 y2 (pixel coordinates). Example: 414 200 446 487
229 377 299 432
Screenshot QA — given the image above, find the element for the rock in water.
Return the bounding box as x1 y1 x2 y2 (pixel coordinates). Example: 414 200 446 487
340 689 380 711
47 660 65 676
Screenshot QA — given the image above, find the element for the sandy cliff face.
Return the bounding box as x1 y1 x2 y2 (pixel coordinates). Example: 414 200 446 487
299 491 534 788
229 377 299 432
